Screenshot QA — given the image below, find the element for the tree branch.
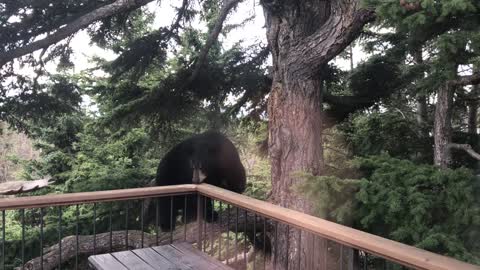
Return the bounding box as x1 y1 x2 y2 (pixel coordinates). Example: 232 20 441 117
288 0 375 78
0 0 154 68
187 0 243 83
448 143 480 161
449 72 480 87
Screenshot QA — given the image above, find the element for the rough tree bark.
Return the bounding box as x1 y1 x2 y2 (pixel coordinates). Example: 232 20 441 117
467 95 478 135
434 71 480 168
261 1 374 269
434 84 454 168
413 47 428 127
467 68 479 135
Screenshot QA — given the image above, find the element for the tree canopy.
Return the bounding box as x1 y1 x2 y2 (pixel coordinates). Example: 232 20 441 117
0 0 480 268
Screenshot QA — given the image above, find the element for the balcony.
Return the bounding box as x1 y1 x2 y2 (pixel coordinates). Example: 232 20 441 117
0 184 478 270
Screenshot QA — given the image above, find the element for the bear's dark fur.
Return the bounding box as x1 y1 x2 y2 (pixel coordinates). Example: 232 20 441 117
154 131 246 231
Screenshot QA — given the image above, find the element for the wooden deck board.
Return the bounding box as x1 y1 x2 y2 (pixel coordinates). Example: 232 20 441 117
88 253 129 270
172 242 229 269
111 250 156 270
131 248 178 270
89 243 232 270
151 245 196 270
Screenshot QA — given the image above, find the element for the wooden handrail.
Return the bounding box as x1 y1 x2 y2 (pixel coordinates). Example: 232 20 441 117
197 184 480 270
0 184 196 210
0 183 478 270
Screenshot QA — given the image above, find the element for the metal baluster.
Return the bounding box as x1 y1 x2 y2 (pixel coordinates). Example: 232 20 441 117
155 198 159 246
263 218 266 270
2 210 4 270
340 245 344 270
170 196 174 244
235 207 238 264
196 194 204 251
313 235 316 269
141 200 144 248
75 205 79 270
93 203 97 255
39 208 44 270
210 199 215 256
203 196 207 253
253 213 257 270
244 210 247 268
297 229 301 270
219 201 223 260
226 204 231 265
364 253 368 270
274 221 278 269
58 206 62 270
324 238 328 270
184 195 187 241
109 203 113 252
286 225 290 270
21 209 25 270
340 245 343 270
125 202 129 250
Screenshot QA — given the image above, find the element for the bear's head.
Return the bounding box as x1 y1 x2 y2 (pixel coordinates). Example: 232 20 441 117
190 158 207 184
189 143 212 184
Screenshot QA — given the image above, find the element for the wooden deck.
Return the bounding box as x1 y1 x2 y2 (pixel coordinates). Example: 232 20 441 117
88 242 233 270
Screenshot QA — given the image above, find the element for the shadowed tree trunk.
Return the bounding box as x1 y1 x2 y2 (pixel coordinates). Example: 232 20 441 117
434 83 454 168
261 1 374 269
467 68 480 135
413 48 428 127
467 95 478 135
434 68 480 168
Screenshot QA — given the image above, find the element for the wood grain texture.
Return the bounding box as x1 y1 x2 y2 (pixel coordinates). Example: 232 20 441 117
131 248 176 270
111 250 156 270
197 184 480 270
173 242 233 270
0 184 196 210
88 254 128 270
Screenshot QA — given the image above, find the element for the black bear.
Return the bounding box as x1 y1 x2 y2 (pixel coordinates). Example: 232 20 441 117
154 131 246 231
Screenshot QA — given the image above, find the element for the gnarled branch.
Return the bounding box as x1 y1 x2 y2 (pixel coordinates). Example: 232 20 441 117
288 1 375 78
449 143 480 161
187 0 243 83
0 0 154 67
449 72 480 87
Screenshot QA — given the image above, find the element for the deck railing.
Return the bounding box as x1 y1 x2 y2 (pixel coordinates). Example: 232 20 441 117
0 184 478 270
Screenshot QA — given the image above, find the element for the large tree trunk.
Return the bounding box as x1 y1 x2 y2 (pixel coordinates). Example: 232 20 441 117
434 84 454 168
467 67 479 135
467 96 478 135
434 68 480 168
413 47 428 127
262 1 374 269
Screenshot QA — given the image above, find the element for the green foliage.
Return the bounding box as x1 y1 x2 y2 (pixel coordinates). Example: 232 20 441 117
64 125 158 192
299 154 480 263
355 155 480 263
298 174 360 225
229 120 271 200
339 111 432 162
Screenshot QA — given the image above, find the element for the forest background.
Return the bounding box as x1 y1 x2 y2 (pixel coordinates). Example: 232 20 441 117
0 0 479 268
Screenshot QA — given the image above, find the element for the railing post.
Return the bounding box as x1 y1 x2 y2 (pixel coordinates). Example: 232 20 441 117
196 194 204 251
